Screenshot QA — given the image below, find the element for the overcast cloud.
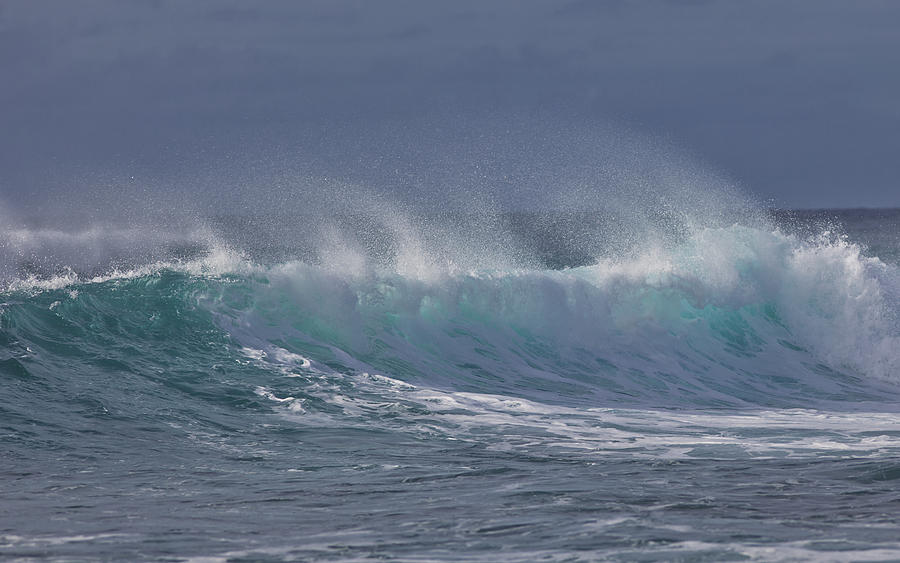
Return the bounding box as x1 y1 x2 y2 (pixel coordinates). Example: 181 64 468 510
1 0 899 209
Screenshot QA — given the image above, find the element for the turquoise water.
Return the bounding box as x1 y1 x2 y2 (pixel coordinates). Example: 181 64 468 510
2 210 900 561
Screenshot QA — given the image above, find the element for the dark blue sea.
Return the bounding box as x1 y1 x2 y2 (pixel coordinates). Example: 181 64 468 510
2 207 899 562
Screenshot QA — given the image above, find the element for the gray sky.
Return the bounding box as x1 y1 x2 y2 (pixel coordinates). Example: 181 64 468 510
2 0 899 210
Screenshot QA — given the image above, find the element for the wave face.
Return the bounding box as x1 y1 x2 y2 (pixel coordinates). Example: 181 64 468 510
209 224 898 408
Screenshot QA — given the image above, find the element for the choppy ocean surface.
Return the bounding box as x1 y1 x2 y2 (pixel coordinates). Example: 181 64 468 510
2 207 899 562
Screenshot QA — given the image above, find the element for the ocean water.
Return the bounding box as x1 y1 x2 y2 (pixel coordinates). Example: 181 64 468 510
1 206 899 562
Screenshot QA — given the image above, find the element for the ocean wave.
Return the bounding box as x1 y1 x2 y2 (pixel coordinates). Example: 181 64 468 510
208 223 898 406
3 221 895 414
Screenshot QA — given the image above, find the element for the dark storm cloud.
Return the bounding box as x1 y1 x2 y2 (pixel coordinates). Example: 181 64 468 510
1 0 899 209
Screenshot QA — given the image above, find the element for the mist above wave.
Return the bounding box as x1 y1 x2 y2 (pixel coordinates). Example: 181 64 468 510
1 116 763 281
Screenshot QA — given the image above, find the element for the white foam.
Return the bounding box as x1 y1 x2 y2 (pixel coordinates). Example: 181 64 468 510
2 244 249 293
248 356 900 461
